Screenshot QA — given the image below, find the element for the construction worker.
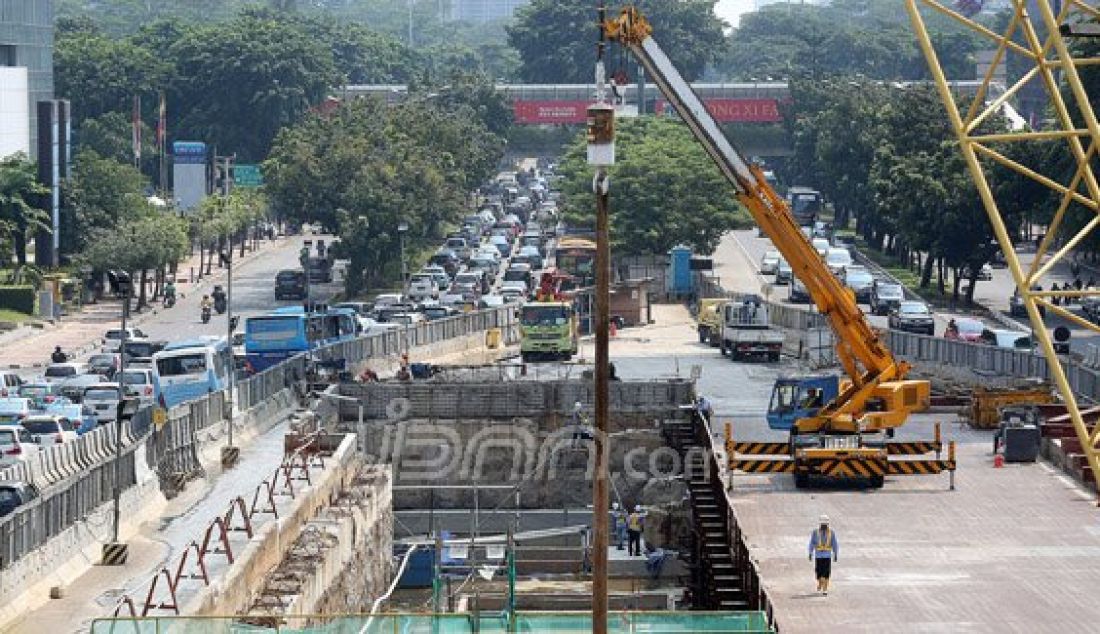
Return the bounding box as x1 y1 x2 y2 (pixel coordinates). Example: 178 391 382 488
808 514 839 595
570 401 592 447
627 505 646 556
612 502 627 550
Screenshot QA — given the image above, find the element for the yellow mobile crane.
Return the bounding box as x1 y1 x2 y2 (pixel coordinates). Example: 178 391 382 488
600 6 955 487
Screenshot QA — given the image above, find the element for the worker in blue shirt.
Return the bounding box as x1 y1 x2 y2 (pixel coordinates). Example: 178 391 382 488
808 514 838 595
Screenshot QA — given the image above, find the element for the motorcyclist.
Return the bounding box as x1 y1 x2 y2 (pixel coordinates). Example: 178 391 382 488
164 280 177 305
50 346 68 363
200 294 213 320
212 285 227 314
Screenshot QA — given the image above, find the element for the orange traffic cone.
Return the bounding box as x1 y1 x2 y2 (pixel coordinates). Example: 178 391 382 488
610 321 618 338
993 453 1004 468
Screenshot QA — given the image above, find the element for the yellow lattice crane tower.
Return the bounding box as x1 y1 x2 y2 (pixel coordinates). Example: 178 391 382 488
907 0 1100 491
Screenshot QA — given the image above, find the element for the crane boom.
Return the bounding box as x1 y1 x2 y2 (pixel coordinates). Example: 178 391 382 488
602 7 928 433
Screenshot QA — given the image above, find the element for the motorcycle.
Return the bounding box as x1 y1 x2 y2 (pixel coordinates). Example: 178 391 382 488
212 286 227 315
164 293 176 308
201 305 212 324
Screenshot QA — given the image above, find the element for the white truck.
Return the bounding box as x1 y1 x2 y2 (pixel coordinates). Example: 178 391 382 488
719 297 785 362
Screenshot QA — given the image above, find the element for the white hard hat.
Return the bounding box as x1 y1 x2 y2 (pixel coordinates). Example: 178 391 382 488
819 514 829 524
574 401 583 411
634 505 642 512
612 502 620 509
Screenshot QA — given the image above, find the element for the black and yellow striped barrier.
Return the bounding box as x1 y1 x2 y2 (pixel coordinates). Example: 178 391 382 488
102 542 129 566
730 441 790 455
730 459 795 473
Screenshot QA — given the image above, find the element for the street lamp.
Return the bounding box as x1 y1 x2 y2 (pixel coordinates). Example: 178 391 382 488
398 221 410 285
105 395 139 565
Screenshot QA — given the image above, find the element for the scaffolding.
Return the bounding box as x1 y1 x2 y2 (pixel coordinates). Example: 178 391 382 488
906 0 1100 492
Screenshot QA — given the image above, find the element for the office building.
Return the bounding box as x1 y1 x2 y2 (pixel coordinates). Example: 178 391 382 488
0 0 54 158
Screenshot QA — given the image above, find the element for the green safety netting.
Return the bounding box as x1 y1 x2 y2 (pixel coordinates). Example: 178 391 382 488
91 611 774 634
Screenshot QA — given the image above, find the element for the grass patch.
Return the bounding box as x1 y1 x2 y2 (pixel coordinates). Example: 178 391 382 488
0 308 34 323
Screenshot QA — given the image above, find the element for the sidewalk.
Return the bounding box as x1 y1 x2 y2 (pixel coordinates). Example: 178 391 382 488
2 236 288 370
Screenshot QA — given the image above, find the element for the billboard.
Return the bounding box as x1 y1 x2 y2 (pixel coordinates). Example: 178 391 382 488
513 100 590 125
655 98 782 123
173 141 207 213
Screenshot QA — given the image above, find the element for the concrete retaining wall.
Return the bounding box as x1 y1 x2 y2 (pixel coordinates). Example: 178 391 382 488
184 434 363 615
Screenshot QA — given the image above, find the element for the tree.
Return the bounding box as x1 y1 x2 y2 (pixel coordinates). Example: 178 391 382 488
165 12 341 160
54 30 168 122
508 0 725 84
78 112 157 172
80 212 189 308
61 151 150 256
556 117 750 256
0 155 49 266
264 95 504 296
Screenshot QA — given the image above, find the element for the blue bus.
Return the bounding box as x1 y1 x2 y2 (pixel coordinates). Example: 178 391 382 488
243 306 359 373
153 337 232 408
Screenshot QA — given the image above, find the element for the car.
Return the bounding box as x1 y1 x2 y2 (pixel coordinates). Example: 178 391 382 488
357 317 402 336
55 374 110 403
869 280 905 316
963 263 993 281
946 317 985 342
468 255 498 276
45 402 99 434
812 238 831 258
1011 287 1047 319
0 372 23 398
17 381 62 408
888 301 935 336
500 286 527 303
420 266 451 291
760 250 781 275
0 397 32 424
422 305 458 321
374 293 405 309
0 427 38 467
82 384 124 424
775 258 793 285
445 237 471 260
333 301 373 316
387 312 427 327
87 353 121 379
788 276 811 303
121 339 167 362
475 246 502 262
274 269 307 300
825 248 853 275
840 266 875 303
0 481 40 517
43 362 89 384
307 257 333 283
127 357 155 370
489 235 512 258
979 328 1033 350
103 327 148 352
20 414 78 447
407 274 439 301
119 368 157 406
429 250 461 276
454 271 489 295
479 294 506 309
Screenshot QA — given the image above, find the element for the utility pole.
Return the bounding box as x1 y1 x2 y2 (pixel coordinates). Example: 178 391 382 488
588 9 616 630
216 154 239 467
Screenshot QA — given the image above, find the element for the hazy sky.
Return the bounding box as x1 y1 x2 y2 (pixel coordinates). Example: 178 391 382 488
714 0 756 27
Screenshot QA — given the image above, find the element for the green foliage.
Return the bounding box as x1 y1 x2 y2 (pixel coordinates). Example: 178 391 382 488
556 117 750 256
508 0 725 84
0 286 35 315
54 31 168 123
61 150 150 255
0 155 50 266
79 213 190 279
264 90 505 296
717 1 981 81
78 112 157 170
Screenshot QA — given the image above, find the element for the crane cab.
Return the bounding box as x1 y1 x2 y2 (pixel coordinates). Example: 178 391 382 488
767 376 841 431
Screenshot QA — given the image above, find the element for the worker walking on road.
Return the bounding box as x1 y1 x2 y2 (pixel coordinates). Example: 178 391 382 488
808 515 838 595
627 505 646 556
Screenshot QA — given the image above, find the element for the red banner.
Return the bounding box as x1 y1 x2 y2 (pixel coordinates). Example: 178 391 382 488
513 100 590 125
656 98 782 123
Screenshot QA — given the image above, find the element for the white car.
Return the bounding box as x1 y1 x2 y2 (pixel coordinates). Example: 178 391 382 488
119 369 157 407
20 415 78 447
407 274 438 301
43 362 89 384
0 372 23 398
103 327 148 353
420 265 451 290
82 384 123 424
357 317 402 336
760 250 781 275
0 426 39 466
387 313 426 327
812 238 831 258
825 248 853 275
374 293 405 308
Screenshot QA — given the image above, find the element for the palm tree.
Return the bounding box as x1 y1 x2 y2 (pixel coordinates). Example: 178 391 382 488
0 154 50 266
